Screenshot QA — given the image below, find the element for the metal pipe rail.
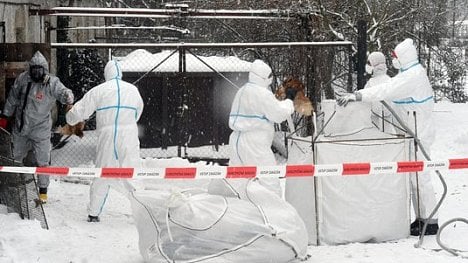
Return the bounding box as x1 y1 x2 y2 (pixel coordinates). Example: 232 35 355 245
49 41 353 49
30 7 305 20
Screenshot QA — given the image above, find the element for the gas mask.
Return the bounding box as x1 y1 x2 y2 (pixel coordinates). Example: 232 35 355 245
30 65 45 83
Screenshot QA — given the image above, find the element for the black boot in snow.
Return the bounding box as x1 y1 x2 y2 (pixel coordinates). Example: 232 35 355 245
87 215 100 223
410 219 439 236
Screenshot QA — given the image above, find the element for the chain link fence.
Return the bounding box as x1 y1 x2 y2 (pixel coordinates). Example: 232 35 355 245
50 42 353 168
0 129 48 229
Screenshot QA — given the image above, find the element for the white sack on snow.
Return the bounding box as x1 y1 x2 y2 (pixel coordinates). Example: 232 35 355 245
130 179 308 262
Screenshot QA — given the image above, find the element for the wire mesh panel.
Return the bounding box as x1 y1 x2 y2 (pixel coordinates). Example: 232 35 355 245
50 43 352 167
0 129 48 229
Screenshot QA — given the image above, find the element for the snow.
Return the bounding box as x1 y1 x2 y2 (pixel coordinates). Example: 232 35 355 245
51 130 231 167
119 49 252 73
1 101 468 262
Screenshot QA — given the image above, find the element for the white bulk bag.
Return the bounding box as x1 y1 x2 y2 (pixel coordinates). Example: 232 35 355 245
131 179 308 262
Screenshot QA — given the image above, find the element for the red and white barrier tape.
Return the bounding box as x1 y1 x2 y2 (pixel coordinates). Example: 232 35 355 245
0 158 468 179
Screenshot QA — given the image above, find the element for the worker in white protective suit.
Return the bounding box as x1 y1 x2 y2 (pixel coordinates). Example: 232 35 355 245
337 38 439 236
222 59 295 196
364 51 395 133
66 60 144 222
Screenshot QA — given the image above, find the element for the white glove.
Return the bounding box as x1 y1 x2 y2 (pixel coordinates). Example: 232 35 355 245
337 92 362 107
337 94 356 107
63 90 75 105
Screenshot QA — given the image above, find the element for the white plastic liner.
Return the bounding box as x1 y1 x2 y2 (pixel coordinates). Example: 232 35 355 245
130 178 308 262
286 100 411 245
284 139 316 244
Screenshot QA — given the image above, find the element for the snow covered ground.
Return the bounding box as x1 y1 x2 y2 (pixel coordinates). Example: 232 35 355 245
1 101 468 262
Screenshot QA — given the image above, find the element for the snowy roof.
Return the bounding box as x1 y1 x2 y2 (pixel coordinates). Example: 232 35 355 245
119 49 252 73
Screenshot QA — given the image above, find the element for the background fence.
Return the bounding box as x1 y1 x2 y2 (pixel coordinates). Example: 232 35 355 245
0 129 48 229
50 42 353 167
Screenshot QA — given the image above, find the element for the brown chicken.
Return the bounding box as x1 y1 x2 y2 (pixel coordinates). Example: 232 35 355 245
275 77 314 116
59 122 85 138
58 105 85 138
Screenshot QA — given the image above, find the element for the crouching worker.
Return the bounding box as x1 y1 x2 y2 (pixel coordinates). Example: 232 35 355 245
0 51 74 203
66 60 144 222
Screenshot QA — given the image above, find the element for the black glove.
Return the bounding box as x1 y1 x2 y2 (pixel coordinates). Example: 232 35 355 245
286 88 298 100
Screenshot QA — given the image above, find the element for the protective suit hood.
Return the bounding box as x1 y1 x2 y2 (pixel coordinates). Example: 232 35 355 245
29 51 49 74
104 60 123 81
367 51 387 76
248 60 273 88
393 39 418 69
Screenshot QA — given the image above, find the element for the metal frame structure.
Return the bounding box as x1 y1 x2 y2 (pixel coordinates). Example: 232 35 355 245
30 6 356 103
31 5 355 84
31 6 356 163
50 41 353 49
30 6 298 20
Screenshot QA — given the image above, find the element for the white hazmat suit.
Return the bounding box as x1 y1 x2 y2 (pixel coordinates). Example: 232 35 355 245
66 60 144 219
364 51 394 133
222 59 294 195
355 39 438 228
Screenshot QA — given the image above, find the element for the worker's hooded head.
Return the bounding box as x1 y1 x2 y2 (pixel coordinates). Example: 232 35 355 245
391 38 418 70
366 51 387 76
104 60 123 81
248 59 273 88
29 51 49 83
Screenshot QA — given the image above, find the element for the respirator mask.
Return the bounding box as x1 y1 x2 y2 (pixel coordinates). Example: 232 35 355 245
30 65 45 83
391 50 401 70
392 58 401 70
365 64 373 75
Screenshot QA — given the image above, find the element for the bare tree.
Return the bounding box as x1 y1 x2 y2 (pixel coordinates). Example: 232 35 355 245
313 0 467 101
89 0 466 102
